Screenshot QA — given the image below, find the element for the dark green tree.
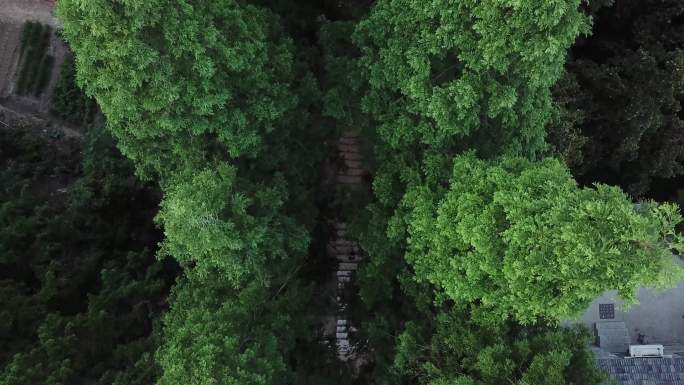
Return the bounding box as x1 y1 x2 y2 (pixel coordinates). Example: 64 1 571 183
548 0 684 196
353 0 589 158
57 0 305 178
0 124 175 384
57 1 334 384
347 1 684 383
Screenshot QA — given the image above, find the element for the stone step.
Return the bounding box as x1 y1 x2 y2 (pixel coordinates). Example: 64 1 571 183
597 333 630 342
338 143 360 153
337 270 353 277
343 159 363 169
337 339 350 350
598 329 630 338
340 152 363 161
331 239 356 247
336 254 362 262
595 321 628 331
596 322 630 353
332 222 347 230
338 136 359 145
333 244 359 254
338 275 351 282
337 319 347 326
338 262 358 271
337 326 347 333
337 175 363 184
339 167 365 176
336 332 349 339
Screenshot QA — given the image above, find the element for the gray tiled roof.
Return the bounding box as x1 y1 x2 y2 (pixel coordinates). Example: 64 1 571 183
597 357 684 385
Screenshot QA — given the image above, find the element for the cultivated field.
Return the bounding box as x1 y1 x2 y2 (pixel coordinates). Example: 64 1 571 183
0 0 68 112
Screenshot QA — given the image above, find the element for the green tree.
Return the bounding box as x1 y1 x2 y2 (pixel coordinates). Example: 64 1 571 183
50 55 97 126
156 163 309 286
353 0 589 158
156 270 314 385
390 307 606 385
0 124 175 384
1 251 168 385
57 1 333 384
57 0 302 178
405 154 683 323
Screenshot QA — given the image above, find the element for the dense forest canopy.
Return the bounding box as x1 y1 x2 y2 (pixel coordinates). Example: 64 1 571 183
1 0 682 384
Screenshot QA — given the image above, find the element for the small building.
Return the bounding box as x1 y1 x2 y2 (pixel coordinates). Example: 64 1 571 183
571 282 684 384
578 283 684 352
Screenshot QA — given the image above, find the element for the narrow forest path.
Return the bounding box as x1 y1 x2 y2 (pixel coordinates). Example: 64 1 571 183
324 132 368 364
0 103 82 139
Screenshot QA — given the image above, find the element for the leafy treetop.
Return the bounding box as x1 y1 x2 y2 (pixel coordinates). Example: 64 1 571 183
405 154 684 323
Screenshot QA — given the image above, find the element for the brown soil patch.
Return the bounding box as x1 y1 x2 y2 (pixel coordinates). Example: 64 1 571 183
0 0 57 27
0 20 22 97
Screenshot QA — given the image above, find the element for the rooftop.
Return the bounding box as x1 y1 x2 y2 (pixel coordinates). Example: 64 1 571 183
597 357 684 385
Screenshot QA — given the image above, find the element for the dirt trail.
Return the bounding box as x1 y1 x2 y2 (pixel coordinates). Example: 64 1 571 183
0 103 82 139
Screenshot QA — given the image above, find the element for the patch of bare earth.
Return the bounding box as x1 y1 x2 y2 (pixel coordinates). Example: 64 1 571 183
0 0 58 27
0 20 21 97
0 103 81 140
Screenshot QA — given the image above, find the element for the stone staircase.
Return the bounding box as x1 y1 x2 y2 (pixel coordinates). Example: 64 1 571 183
328 132 366 361
596 321 631 353
330 221 363 359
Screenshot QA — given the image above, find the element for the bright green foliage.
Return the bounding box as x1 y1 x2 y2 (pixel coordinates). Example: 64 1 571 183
156 270 311 385
56 1 332 383
390 307 605 385
57 0 300 177
156 163 308 286
405 154 683 323
45 0 684 384
353 0 589 157
344 1 636 381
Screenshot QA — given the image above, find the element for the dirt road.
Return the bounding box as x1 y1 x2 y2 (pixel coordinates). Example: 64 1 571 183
0 103 82 139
